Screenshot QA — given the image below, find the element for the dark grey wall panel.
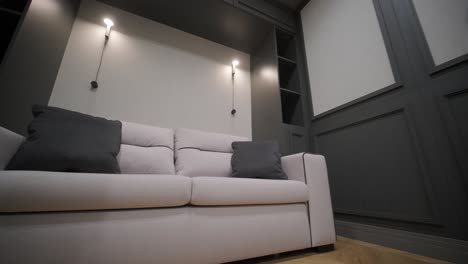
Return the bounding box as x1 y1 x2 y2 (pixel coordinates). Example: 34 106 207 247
446 89 468 148
316 109 434 223
443 88 468 193
0 0 81 135
306 0 468 241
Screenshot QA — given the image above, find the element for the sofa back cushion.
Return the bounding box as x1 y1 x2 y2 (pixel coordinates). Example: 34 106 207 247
6 105 122 174
118 122 175 174
175 128 248 177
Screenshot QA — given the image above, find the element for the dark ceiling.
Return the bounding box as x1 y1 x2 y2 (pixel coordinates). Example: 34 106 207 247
99 0 271 54
97 0 310 54
268 0 309 12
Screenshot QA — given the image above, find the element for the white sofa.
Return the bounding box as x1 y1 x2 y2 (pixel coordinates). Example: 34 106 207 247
0 122 336 264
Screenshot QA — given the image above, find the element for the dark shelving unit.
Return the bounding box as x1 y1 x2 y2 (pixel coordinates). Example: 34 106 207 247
278 56 300 91
0 0 29 13
275 28 303 126
280 87 300 96
0 0 28 65
280 88 303 126
276 29 296 61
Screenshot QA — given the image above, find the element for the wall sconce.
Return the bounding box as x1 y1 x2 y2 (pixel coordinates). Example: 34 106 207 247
231 59 239 78
90 18 114 89
103 18 114 39
231 59 239 115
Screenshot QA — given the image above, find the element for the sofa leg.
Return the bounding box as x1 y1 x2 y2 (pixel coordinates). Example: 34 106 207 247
315 244 335 253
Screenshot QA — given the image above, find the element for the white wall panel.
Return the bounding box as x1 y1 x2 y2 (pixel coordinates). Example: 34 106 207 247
301 0 395 115
50 0 251 138
413 0 468 66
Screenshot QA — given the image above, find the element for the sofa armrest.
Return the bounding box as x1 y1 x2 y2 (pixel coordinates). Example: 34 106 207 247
0 126 24 170
281 153 336 247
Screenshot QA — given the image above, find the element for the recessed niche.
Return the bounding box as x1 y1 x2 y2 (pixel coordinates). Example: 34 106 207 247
276 29 296 61
276 28 303 126
278 56 299 93
280 89 303 126
0 10 20 64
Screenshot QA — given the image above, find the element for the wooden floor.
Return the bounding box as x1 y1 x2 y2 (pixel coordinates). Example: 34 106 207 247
231 236 451 264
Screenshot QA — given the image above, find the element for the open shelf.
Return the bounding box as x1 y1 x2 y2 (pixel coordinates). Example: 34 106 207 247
0 6 21 15
0 0 28 65
0 0 29 13
276 28 296 61
277 55 296 65
278 56 299 90
0 9 20 63
280 89 304 126
280 87 300 96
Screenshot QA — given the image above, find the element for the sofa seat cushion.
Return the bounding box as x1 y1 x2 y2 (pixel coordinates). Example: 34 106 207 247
0 171 191 213
190 177 309 206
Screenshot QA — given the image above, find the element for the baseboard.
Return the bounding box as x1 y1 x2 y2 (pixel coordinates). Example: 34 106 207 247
335 220 468 263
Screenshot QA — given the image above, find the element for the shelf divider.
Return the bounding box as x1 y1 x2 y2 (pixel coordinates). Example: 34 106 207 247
277 55 296 65
0 6 22 16
280 87 301 96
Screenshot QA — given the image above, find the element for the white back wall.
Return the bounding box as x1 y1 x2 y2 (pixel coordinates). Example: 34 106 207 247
49 0 252 138
301 0 395 115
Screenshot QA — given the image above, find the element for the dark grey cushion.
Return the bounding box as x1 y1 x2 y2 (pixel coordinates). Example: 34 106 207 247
6 105 122 173
231 141 287 180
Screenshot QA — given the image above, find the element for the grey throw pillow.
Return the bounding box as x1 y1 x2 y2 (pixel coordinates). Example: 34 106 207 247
231 141 287 180
6 105 122 173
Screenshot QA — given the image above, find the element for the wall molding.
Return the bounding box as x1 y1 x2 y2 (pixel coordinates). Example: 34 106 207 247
430 54 468 76
315 107 440 226
335 220 468 263
314 108 403 138
334 208 436 226
310 83 403 122
438 87 468 194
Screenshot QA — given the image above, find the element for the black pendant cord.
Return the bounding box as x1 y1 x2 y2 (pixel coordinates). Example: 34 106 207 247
90 38 109 88
231 73 236 115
